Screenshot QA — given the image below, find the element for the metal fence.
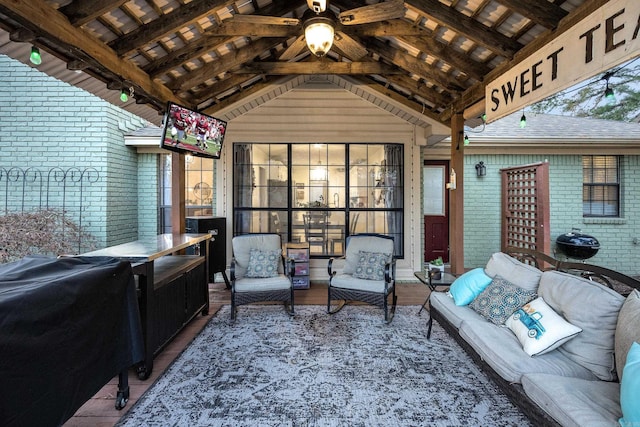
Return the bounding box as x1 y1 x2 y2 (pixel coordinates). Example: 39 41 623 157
0 167 100 254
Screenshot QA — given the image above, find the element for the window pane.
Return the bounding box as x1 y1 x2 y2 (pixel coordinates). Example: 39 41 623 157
583 155 619 217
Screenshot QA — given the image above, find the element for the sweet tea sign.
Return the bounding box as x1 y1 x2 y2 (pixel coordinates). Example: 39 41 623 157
485 0 640 122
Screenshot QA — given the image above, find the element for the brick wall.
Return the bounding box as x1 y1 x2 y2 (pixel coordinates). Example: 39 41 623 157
0 54 148 249
464 154 640 275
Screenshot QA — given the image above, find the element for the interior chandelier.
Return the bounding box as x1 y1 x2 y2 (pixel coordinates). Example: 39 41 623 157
303 13 335 57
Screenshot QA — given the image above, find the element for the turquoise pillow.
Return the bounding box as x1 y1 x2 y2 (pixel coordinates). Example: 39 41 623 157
620 341 640 427
448 268 493 306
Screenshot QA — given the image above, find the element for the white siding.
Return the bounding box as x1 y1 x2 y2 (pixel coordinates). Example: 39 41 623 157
217 77 439 281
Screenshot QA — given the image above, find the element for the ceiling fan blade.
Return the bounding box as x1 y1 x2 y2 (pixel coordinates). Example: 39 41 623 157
333 32 368 61
279 35 307 61
231 15 300 26
339 0 405 25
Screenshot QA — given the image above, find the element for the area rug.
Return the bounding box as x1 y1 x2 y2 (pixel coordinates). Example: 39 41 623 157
117 305 532 427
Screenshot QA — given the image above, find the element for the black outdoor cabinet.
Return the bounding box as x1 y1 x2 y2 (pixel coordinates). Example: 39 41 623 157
186 216 229 287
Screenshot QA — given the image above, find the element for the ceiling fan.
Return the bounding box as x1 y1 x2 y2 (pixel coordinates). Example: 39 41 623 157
231 0 405 59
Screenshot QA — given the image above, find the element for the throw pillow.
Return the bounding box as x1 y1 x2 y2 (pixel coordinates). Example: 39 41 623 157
353 250 390 280
505 297 582 356
619 342 640 427
245 248 280 278
469 275 537 325
448 268 493 306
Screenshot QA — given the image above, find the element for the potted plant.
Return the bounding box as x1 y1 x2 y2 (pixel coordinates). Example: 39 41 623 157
428 256 445 273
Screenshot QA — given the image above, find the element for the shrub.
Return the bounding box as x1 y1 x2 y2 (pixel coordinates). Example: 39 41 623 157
0 209 96 264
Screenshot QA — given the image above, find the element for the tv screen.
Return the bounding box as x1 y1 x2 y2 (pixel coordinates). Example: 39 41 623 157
160 102 227 159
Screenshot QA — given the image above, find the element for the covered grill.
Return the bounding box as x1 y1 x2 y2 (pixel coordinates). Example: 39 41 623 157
555 229 600 260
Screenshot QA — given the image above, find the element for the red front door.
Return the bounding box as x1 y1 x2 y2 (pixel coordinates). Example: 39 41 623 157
423 161 449 263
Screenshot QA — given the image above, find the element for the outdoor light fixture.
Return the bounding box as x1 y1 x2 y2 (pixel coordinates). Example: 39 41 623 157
603 71 616 105
120 86 134 103
304 13 335 57
475 161 486 177
519 111 527 129
29 46 42 65
464 134 470 146
604 83 616 105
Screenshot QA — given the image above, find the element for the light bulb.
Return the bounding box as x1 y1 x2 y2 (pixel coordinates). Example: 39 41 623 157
120 89 129 102
30 46 42 65
464 134 470 146
519 113 527 129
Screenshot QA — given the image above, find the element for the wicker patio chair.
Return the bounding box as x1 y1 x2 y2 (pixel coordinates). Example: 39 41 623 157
327 233 397 322
230 233 295 320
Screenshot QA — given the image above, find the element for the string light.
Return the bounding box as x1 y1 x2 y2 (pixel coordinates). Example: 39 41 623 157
519 110 527 129
29 46 41 65
120 89 129 102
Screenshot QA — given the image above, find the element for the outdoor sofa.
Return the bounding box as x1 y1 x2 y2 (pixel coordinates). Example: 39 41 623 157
428 247 640 427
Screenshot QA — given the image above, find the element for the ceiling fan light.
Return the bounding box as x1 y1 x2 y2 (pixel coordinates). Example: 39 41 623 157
304 16 335 57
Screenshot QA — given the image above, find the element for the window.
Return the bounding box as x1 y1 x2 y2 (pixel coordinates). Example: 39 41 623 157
233 143 404 258
583 155 620 217
159 154 215 233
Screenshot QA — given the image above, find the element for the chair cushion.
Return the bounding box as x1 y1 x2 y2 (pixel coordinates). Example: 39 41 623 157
353 250 390 281
448 267 493 306
538 270 624 381
232 234 283 278
245 248 280 278
505 296 582 356
615 289 640 380
234 275 292 292
469 275 537 325
484 252 542 292
343 235 393 274
331 274 388 293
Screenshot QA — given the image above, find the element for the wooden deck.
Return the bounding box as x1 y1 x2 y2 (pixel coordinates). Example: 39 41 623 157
63 280 430 426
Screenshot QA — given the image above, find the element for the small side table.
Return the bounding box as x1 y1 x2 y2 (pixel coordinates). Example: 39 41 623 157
414 270 457 314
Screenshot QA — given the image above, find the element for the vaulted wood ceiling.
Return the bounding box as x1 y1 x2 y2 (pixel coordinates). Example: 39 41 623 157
0 0 602 126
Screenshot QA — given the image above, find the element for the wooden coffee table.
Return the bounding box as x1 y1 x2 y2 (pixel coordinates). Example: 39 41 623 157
414 270 457 314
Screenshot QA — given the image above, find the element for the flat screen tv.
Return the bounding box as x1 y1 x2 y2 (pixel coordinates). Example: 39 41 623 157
160 102 227 159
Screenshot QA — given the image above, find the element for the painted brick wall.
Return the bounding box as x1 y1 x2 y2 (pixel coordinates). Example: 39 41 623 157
464 154 640 275
0 54 147 249
138 153 159 239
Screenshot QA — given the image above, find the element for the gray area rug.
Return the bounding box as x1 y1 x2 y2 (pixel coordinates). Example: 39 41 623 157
118 305 532 427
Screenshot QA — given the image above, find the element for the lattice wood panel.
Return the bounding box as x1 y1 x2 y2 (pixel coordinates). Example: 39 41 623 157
501 162 550 254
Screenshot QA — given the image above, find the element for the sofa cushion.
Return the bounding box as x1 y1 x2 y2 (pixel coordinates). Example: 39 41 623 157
521 373 621 427
506 297 582 356
469 275 537 325
484 252 542 291
615 289 640 380
459 320 598 384
430 291 487 329
448 268 493 306
620 342 640 427
538 270 625 381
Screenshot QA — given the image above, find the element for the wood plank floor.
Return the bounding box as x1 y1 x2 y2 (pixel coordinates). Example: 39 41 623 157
63 280 431 426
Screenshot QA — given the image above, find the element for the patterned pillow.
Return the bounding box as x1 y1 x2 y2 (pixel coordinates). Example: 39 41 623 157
353 251 390 281
245 248 280 278
469 275 537 325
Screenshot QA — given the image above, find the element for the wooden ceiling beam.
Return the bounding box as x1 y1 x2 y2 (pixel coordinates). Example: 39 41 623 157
60 0 129 27
404 0 522 59
144 36 231 78
168 37 288 92
108 0 238 57
364 38 466 92
0 0 178 107
234 61 404 75
494 0 567 29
